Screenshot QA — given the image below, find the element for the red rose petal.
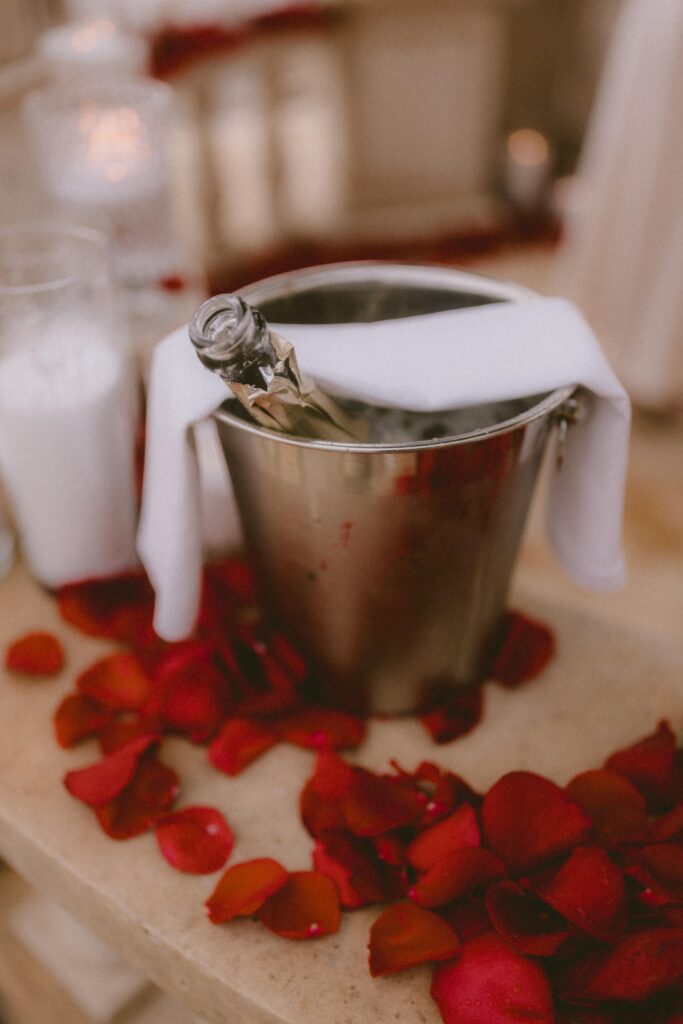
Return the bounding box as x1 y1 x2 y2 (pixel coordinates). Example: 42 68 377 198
152 645 232 743
54 693 112 748
300 751 355 837
77 652 151 711
566 769 648 847
651 805 683 844
396 761 481 825
5 631 64 676
559 927 683 1002
627 844 683 903
57 572 155 643
482 771 592 873
272 708 365 751
313 832 401 908
490 611 555 688
410 846 506 908
205 858 289 924
431 932 555 1024
64 734 157 806
207 557 258 604
269 632 308 684
373 834 407 869
485 880 571 956
605 721 678 811
368 901 460 977
419 684 484 744
208 717 277 776
407 803 481 871
95 755 180 840
344 768 424 836
259 871 341 939
235 644 301 717
442 895 494 942
99 716 162 755
532 845 627 940
156 806 234 874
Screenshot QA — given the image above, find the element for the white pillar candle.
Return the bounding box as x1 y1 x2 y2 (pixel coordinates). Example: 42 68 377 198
0 321 139 587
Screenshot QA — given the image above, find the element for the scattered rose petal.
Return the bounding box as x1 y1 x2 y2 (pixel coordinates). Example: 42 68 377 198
373 834 408 871
272 708 365 751
482 771 592 873
300 751 355 837
206 858 289 924
419 683 484 744
410 846 506 908
5 632 64 676
532 845 627 941
559 927 683 1002
431 932 555 1024
235 645 301 717
207 557 258 604
156 806 234 874
626 844 683 903
344 768 424 836
651 805 683 844
369 901 460 977
313 832 402 908
57 572 155 643
152 645 231 743
485 880 571 956
77 652 151 711
566 769 648 847
54 693 112 748
64 734 157 806
396 761 481 825
99 716 162 755
605 721 678 811
407 803 481 870
490 610 555 687
259 871 341 940
95 755 180 840
441 895 494 942
208 717 277 776
269 632 308 683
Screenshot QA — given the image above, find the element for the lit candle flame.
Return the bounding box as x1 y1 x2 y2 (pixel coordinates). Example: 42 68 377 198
78 102 152 184
507 129 549 168
71 19 116 54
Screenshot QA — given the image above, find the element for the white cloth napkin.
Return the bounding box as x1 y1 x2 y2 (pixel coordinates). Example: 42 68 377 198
138 297 630 641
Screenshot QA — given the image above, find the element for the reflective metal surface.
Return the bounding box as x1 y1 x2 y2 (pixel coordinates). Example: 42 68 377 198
214 263 574 713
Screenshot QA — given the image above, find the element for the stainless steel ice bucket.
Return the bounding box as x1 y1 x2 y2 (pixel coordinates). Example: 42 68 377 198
214 263 573 714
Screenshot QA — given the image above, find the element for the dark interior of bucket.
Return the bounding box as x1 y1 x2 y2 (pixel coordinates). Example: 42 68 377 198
255 279 499 324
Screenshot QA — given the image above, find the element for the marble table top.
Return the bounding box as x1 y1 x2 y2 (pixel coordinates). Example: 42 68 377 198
1 559 682 1024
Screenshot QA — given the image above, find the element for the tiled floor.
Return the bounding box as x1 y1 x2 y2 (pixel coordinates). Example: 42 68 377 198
472 244 683 643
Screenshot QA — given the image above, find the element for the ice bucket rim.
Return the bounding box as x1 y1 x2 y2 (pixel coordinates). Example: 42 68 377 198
213 261 576 453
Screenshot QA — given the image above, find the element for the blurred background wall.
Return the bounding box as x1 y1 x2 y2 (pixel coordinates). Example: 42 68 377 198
0 0 624 280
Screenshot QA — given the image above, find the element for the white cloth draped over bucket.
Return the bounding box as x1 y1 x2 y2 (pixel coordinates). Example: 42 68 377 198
557 0 683 409
137 297 631 641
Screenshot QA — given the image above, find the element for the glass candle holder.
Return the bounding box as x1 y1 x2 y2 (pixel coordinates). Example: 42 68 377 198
23 79 178 286
0 223 139 587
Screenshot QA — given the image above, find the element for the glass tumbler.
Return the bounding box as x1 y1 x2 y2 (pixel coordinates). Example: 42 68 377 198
0 222 139 587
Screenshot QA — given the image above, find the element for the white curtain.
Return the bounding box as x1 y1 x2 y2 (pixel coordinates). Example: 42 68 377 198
558 0 683 410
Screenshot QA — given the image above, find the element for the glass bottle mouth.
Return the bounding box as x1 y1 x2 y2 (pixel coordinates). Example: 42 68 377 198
188 293 276 385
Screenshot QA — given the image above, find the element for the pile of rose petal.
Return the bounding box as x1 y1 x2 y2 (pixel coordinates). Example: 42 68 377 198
10 560 683 1022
